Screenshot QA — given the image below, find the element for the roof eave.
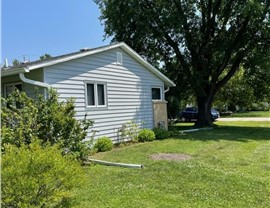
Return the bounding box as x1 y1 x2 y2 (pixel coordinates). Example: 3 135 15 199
1 68 27 77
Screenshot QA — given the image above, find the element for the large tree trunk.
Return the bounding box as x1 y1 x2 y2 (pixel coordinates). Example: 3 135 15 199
195 95 214 127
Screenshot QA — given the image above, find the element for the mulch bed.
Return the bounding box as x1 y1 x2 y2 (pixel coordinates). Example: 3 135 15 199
150 153 191 161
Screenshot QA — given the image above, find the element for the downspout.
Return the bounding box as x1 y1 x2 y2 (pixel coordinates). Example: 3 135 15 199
19 73 51 90
164 86 170 93
163 86 170 100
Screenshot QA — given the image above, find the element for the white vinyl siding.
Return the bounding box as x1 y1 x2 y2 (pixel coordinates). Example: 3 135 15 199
44 48 164 142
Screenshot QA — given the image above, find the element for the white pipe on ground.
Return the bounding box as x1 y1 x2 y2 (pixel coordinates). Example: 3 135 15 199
86 158 143 169
181 127 213 133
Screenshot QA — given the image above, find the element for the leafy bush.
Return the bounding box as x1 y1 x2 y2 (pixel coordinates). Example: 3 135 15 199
94 136 113 152
138 129 155 142
1 90 93 161
1 140 85 208
153 128 172 140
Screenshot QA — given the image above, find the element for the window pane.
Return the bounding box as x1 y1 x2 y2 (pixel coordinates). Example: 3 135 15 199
152 88 161 100
97 84 105 105
15 84 22 91
5 86 13 97
87 84 95 106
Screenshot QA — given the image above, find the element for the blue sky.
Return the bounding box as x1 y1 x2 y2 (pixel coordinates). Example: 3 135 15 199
1 0 111 65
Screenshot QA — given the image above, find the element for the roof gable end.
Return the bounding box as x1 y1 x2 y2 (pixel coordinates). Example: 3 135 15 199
1 42 175 87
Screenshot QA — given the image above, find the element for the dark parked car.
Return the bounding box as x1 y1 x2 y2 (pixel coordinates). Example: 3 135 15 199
180 107 220 122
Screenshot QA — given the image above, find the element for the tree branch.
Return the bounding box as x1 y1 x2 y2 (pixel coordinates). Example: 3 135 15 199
142 0 191 77
172 0 198 61
216 50 247 92
217 16 250 75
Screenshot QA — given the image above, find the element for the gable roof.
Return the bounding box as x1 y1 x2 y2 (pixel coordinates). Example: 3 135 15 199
1 42 175 87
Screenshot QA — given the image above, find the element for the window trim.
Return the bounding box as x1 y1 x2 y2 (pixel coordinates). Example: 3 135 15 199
151 86 163 101
3 82 23 98
85 81 107 109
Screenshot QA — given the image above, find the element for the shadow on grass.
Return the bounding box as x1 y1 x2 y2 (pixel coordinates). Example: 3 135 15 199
171 124 270 142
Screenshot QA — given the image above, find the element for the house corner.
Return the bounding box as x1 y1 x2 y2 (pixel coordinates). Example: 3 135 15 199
152 100 168 130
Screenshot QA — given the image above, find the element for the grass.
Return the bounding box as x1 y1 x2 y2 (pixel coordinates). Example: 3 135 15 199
225 110 270 118
72 121 270 208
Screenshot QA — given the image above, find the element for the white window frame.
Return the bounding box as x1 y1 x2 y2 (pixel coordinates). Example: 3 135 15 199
85 81 107 109
151 86 163 101
3 82 23 98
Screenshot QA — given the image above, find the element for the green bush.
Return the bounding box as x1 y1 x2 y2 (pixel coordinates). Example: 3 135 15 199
138 129 155 142
153 128 172 140
1 139 85 208
1 90 93 161
94 136 113 152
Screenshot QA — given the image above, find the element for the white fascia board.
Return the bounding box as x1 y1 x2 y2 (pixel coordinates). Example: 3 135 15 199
1 68 26 77
120 43 175 87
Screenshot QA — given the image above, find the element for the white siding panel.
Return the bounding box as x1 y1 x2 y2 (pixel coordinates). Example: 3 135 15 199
45 48 164 142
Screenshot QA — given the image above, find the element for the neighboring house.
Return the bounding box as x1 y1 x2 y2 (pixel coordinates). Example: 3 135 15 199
1 42 175 142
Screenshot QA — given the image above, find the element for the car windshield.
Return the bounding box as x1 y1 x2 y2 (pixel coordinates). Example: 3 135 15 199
185 107 197 112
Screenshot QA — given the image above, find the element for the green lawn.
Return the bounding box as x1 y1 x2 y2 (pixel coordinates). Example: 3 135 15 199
225 111 270 118
72 121 270 208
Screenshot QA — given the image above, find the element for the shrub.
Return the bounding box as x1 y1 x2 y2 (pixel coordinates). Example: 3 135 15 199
1 90 93 161
138 129 155 142
153 128 172 140
94 136 113 152
1 139 85 208
118 120 139 143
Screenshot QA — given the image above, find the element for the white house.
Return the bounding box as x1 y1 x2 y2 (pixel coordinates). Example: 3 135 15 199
1 42 175 142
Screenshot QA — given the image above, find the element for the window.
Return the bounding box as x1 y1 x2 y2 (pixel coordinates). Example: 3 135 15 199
4 82 23 98
86 82 107 107
152 87 162 100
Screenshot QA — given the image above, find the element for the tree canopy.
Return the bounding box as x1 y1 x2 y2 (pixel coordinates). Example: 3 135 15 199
40 53 52 60
95 0 270 126
12 59 20 66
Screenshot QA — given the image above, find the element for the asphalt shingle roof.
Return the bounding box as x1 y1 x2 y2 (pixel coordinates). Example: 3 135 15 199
1 43 114 71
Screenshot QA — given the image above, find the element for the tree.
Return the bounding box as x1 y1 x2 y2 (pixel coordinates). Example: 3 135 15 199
244 47 270 103
214 68 256 111
12 59 20 66
40 53 52 60
95 0 270 126
215 64 270 111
